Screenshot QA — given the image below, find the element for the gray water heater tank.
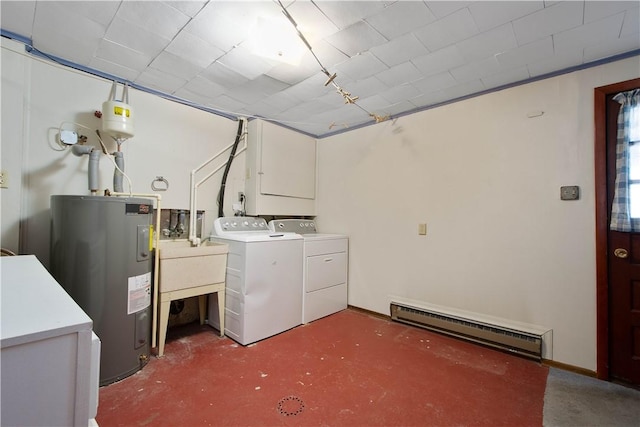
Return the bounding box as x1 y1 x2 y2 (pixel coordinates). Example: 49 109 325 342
50 195 153 386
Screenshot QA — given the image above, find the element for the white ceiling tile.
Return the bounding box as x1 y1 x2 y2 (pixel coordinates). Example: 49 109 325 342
31 32 96 65
411 45 466 77
512 1 584 45
117 1 190 40
264 39 348 85
450 56 501 83
67 1 120 27
424 1 472 19
216 45 276 80
104 17 170 57
206 94 246 114
334 52 388 80
88 56 140 82
201 61 249 88
379 84 421 104
325 21 388 57
495 37 554 69
265 59 321 86
165 32 224 69
380 99 417 116
336 76 389 100
412 71 457 94
254 91 304 112
173 87 222 108
31 3 106 64
414 8 479 52
149 51 203 80
527 50 584 77
370 33 430 68
585 1 639 23
468 1 544 32
95 39 153 71
282 73 335 101
4 0 638 138
481 65 530 89
455 23 518 62
183 2 251 52
244 75 291 97
301 39 350 70
411 79 486 108
163 1 207 18
357 94 390 111
0 1 35 37
365 1 436 39
239 100 286 118
32 1 108 37
223 84 268 105
554 12 626 55
376 62 422 86
180 76 226 98
135 67 187 94
285 0 340 42
313 1 390 29
621 7 640 37
584 32 640 62
309 103 370 127
275 100 334 123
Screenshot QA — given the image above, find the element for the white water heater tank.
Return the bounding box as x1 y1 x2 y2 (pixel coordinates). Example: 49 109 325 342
102 82 134 139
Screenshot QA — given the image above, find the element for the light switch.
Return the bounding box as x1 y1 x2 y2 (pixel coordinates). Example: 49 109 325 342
418 223 427 235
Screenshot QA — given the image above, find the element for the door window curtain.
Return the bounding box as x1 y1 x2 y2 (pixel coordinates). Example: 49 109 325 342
610 88 640 232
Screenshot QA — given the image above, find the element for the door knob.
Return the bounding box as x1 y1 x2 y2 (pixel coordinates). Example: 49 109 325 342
614 248 629 258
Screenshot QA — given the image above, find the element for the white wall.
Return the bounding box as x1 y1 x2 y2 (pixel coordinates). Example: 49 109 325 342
3 35 639 371
1 38 246 266
316 56 639 371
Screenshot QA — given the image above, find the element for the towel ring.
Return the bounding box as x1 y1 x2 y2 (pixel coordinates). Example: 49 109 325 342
151 176 169 191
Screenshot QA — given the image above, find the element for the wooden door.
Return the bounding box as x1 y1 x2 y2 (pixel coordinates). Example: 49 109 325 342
602 83 640 386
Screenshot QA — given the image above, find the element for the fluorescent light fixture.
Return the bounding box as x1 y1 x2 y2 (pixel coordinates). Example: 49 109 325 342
246 16 307 66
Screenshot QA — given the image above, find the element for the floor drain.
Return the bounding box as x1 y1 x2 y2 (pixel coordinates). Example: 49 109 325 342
277 396 305 416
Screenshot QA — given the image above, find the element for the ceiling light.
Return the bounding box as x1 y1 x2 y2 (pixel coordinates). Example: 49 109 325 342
246 16 307 66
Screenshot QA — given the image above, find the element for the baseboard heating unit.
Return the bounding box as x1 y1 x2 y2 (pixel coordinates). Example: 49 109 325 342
390 301 545 360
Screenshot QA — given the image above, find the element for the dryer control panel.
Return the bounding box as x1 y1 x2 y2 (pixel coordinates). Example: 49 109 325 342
270 219 317 234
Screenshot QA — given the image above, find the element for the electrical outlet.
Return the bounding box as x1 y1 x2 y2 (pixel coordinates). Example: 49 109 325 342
0 171 7 189
238 192 245 201
560 185 579 201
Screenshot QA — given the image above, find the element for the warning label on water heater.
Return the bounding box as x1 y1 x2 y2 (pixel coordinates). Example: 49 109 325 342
128 272 151 314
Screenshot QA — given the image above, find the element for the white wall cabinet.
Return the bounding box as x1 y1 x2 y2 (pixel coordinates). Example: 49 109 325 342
1 255 100 427
245 119 316 216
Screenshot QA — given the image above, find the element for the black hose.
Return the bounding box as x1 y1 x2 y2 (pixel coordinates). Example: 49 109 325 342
218 119 244 217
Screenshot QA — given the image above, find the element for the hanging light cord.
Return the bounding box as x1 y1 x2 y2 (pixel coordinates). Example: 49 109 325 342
276 0 389 125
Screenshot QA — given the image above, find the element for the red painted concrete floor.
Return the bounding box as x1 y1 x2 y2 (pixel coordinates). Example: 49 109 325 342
96 309 548 426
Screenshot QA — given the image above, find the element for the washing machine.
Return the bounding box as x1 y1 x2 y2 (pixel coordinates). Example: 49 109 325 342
269 219 348 324
208 217 303 345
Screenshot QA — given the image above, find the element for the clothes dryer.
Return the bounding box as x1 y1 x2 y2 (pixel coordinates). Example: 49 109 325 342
208 217 303 345
269 219 348 324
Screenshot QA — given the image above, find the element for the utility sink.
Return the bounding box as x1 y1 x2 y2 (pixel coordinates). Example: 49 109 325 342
158 240 228 292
